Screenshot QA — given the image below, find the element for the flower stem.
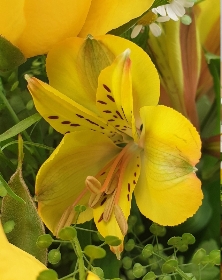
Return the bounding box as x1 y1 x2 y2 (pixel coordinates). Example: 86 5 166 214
71 237 86 280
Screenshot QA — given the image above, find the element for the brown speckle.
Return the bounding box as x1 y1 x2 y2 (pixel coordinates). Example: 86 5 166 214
100 197 107 206
127 194 130 201
61 121 71 124
70 124 80 127
76 114 84 118
107 95 115 102
103 84 111 92
128 183 130 192
48 116 59 119
98 213 104 223
86 119 99 126
103 110 112 113
116 111 124 120
97 100 107 105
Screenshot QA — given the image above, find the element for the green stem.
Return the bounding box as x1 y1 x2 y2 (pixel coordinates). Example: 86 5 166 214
0 78 42 162
71 237 86 280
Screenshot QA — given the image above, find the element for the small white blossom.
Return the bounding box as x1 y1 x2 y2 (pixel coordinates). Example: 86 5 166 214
131 12 170 38
152 0 194 21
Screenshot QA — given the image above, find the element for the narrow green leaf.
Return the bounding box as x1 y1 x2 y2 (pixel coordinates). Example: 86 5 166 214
0 113 42 142
0 174 25 204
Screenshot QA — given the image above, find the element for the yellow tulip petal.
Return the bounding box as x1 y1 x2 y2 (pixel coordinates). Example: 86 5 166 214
36 131 120 235
26 76 118 140
47 35 159 127
79 0 154 36
93 146 141 240
0 221 46 280
17 0 91 57
0 0 25 44
135 105 203 226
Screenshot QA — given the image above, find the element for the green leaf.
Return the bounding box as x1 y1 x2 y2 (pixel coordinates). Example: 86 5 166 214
192 248 206 265
181 233 195 245
84 245 106 260
142 244 154 258
0 113 41 142
0 174 25 204
162 259 178 274
105 235 122 246
209 250 220 265
1 136 47 264
0 36 26 71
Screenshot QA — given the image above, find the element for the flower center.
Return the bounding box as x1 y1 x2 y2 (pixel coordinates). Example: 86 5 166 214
87 142 137 222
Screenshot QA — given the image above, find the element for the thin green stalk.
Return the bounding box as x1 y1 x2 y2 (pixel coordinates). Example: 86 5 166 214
0 78 42 162
71 237 86 280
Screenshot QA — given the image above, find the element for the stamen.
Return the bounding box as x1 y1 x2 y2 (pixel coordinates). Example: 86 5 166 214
105 170 120 194
100 143 133 192
114 204 128 236
85 176 101 194
103 189 117 222
88 192 104 208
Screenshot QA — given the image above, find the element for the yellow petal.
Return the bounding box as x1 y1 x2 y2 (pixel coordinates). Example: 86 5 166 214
79 0 154 36
46 36 115 115
195 0 220 54
26 76 116 139
87 271 101 280
135 105 203 226
0 221 46 280
0 0 25 43
3 0 91 57
47 35 159 127
36 131 120 235
96 49 136 140
93 146 141 240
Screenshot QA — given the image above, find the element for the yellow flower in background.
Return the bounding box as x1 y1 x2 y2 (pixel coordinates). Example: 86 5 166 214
0 0 154 58
0 221 47 280
26 35 202 257
194 0 220 97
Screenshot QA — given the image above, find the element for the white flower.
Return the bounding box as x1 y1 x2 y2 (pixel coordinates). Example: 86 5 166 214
152 0 194 21
131 12 170 38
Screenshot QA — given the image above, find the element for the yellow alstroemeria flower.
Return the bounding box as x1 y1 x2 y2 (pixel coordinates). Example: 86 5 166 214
0 0 153 58
26 35 203 256
0 221 47 280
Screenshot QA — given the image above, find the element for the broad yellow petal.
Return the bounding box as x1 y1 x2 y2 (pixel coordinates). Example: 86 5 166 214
36 131 120 235
26 76 117 140
0 221 46 280
79 0 154 36
46 36 115 114
135 105 203 226
0 0 25 44
47 35 159 127
18 0 91 57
